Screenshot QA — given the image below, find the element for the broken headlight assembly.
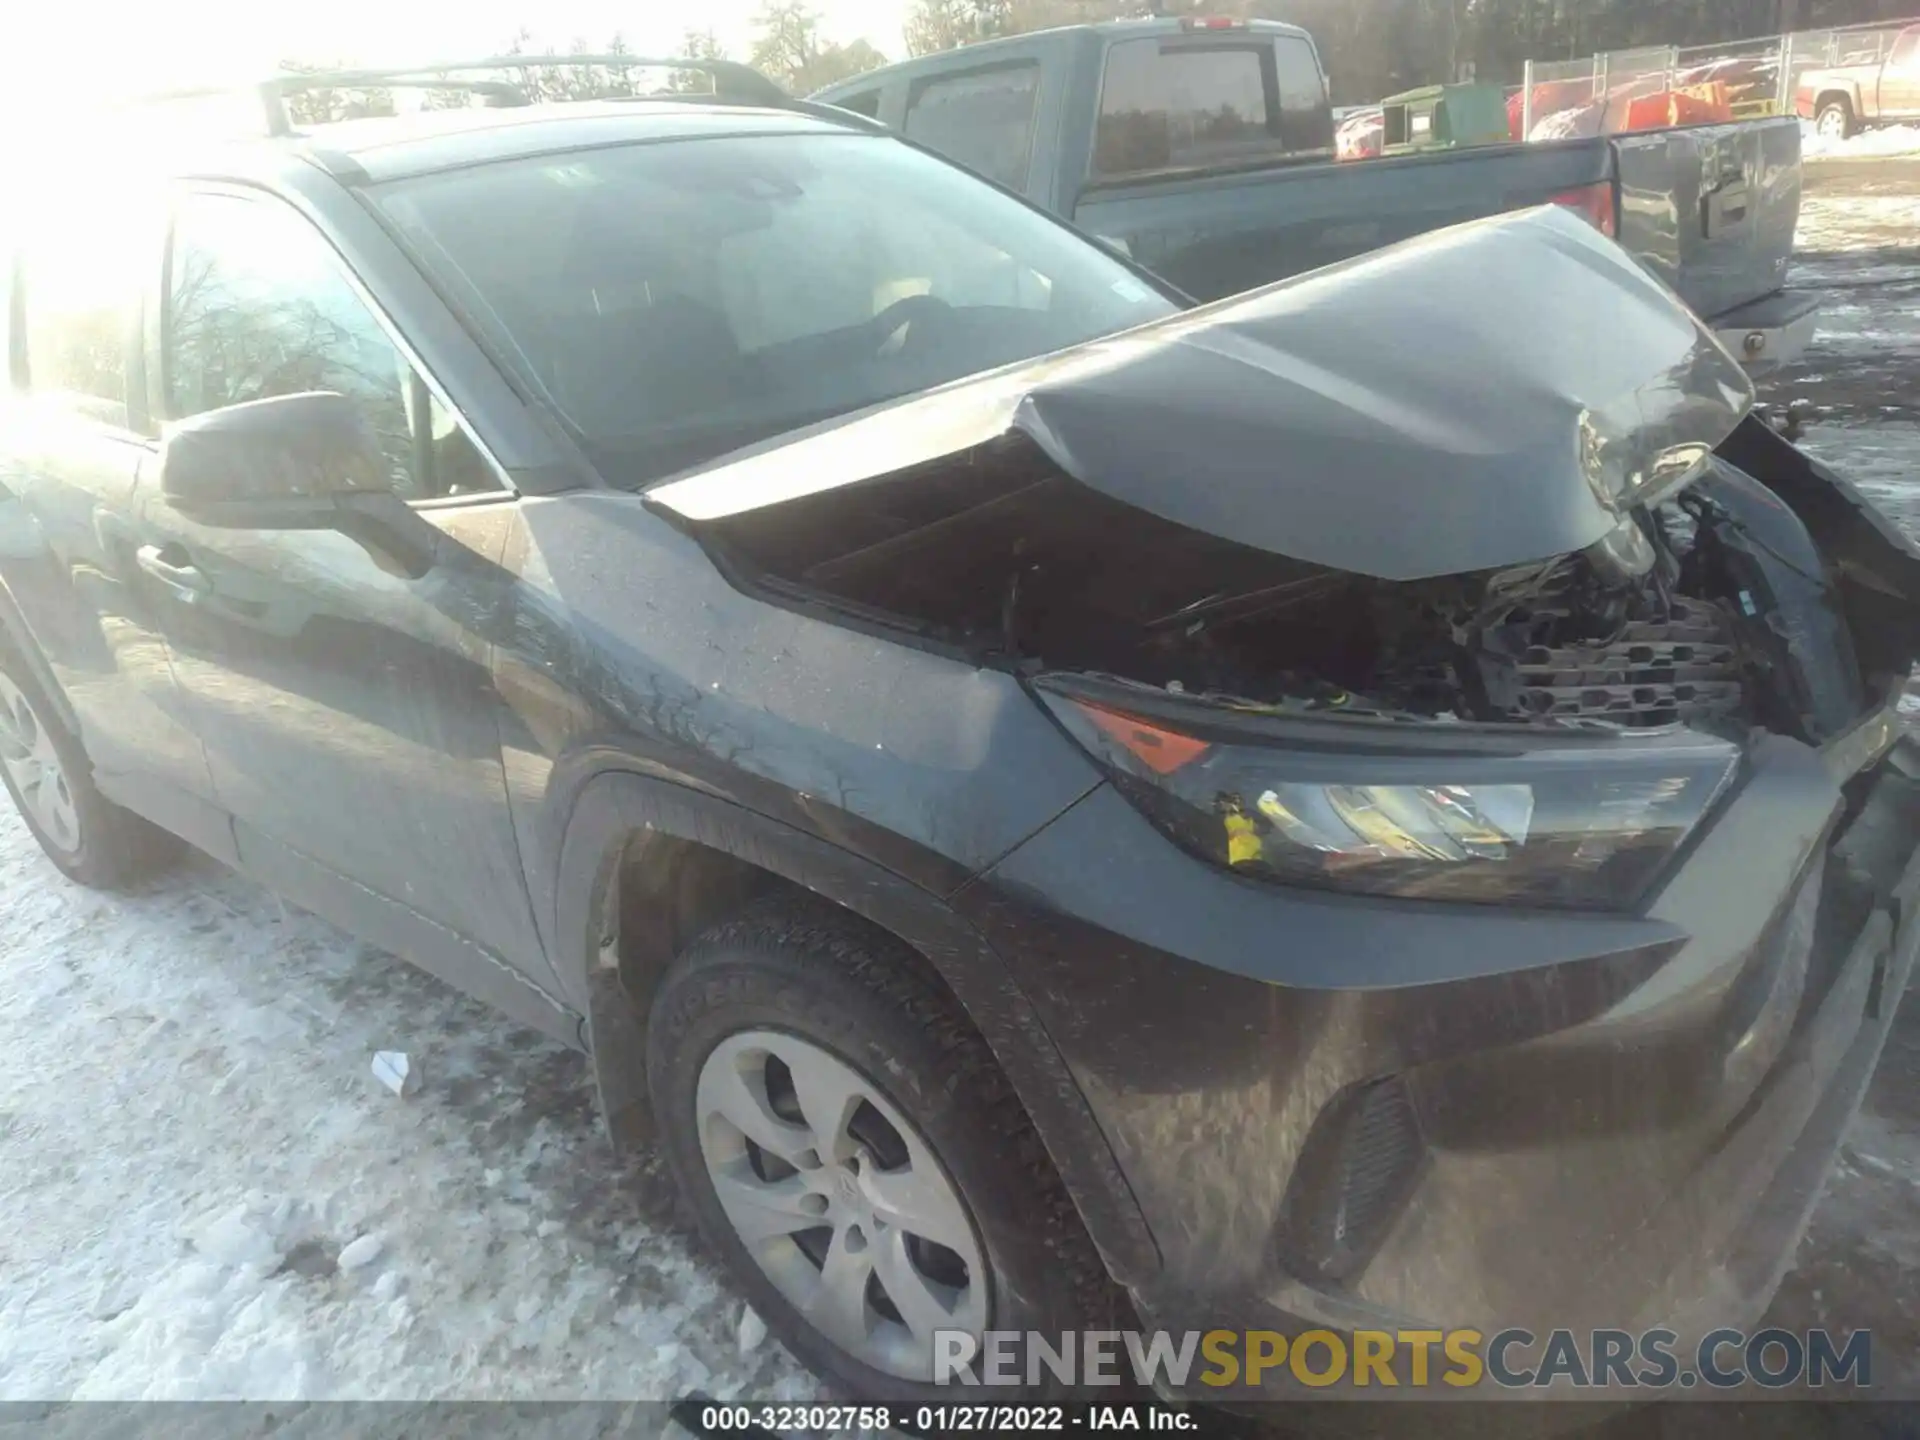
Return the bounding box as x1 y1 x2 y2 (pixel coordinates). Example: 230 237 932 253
1037 682 1740 911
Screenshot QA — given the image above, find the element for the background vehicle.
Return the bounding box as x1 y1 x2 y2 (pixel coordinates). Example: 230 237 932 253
816 16 1818 372
4 60 1919 1405
1333 104 1382 160
1795 23 1920 137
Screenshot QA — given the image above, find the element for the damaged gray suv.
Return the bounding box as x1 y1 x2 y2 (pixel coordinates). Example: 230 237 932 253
2 61 1918 1401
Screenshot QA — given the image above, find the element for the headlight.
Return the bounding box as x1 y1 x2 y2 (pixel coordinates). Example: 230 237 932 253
1038 682 1739 911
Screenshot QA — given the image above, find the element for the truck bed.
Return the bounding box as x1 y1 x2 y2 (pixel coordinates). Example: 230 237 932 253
813 20 1807 355
1073 117 1803 326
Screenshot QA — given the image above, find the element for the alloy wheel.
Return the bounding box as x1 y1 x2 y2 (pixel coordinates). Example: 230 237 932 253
1818 106 1848 139
0 672 80 855
695 1029 988 1379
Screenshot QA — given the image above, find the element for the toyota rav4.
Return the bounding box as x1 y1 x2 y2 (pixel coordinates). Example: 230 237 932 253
2 60 1917 1401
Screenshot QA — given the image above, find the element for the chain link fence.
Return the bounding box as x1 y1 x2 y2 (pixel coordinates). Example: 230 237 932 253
1519 16 1917 139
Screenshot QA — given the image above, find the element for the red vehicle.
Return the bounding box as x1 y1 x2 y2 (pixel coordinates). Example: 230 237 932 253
1334 104 1382 159
1795 24 1920 138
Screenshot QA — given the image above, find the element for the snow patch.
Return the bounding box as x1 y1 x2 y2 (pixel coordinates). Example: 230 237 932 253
73 1196 325 1400
1802 120 1920 159
0 806 817 1400
738 1305 768 1355
1796 192 1920 253
336 1235 384 1273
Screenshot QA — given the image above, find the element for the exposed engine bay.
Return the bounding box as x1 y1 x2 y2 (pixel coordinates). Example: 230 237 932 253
691 428 1872 747
651 205 1920 753
646 207 1920 912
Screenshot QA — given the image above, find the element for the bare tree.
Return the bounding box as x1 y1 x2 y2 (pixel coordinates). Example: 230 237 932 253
669 28 729 92
749 0 890 92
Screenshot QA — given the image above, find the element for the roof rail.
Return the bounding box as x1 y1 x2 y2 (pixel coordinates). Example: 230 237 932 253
143 56 789 138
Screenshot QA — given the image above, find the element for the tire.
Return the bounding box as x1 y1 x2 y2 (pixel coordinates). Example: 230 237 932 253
1816 98 1856 141
0 648 177 888
647 896 1122 1401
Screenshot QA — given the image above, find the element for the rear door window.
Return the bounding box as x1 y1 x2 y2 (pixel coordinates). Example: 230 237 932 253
16 205 144 430
1094 35 1330 178
1273 37 1334 151
832 87 883 118
903 64 1042 191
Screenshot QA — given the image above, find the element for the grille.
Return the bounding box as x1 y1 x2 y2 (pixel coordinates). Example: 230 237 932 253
1492 595 1744 727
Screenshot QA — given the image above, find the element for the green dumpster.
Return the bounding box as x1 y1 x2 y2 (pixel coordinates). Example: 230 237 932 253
1380 82 1511 153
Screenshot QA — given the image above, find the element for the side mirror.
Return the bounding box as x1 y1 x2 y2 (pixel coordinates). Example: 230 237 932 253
160 390 389 517
159 391 436 576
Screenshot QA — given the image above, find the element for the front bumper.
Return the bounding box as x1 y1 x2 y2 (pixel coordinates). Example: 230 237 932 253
961 706 1920 1396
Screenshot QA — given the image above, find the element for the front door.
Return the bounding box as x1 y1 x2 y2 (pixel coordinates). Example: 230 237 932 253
137 186 548 984
1880 28 1920 119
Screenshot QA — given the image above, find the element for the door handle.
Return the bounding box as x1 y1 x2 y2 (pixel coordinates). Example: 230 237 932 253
1702 181 1750 238
136 543 211 602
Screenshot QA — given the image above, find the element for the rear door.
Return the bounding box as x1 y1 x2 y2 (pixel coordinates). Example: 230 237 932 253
0 187 226 856
1609 116 1802 323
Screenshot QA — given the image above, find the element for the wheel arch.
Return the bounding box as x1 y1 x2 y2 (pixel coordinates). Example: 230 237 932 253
551 765 1161 1286
0 573 81 738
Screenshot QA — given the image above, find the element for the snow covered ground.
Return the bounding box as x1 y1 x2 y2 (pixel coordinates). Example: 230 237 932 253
0 826 816 1402
1803 120 1920 161
3 168 1920 1411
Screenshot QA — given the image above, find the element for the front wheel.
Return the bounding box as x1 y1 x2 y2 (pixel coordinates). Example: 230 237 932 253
647 899 1119 1400
1816 98 1856 141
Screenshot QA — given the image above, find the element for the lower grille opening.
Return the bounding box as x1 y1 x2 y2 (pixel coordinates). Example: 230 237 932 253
1275 1075 1427 1285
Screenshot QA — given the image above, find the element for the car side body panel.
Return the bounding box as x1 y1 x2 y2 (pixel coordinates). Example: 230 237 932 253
548 764 1162 1286
470 487 1186 1280
492 491 1105 950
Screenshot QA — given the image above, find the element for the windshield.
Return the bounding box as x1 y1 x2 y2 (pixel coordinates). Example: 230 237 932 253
373 131 1179 485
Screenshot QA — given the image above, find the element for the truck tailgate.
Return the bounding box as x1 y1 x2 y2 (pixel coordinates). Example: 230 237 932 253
1610 115 1802 323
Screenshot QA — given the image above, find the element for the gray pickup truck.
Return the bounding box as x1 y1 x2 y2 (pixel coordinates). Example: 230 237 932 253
816 17 1818 371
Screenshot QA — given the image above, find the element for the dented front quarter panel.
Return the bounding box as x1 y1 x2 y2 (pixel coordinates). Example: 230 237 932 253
488 492 1106 977
1718 414 1920 679
653 205 1753 582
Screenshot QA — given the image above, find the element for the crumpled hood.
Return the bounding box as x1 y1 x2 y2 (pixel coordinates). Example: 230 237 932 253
652 204 1755 582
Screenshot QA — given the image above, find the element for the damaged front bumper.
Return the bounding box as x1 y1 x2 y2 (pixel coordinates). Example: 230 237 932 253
959 696 1920 1397
1641 727 1920 1350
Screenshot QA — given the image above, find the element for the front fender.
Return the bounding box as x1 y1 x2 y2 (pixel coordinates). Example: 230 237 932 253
551 764 1161 1287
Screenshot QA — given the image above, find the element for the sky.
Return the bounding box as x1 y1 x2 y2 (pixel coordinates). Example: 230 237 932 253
4 0 912 126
